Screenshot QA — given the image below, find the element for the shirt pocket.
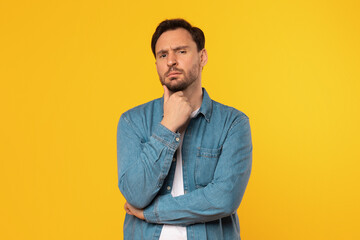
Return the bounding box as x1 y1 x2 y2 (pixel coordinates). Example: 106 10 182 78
195 146 222 188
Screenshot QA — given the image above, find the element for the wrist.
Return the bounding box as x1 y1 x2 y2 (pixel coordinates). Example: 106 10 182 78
160 119 177 133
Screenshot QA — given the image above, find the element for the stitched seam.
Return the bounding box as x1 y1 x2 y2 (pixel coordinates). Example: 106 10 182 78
228 116 248 132
154 198 160 223
152 134 177 151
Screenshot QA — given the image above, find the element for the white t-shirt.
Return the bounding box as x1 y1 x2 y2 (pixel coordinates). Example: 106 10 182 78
159 108 200 240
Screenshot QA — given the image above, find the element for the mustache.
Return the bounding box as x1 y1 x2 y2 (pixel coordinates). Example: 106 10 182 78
165 67 184 76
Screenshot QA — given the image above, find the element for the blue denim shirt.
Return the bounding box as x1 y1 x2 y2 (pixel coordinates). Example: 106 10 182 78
117 88 252 240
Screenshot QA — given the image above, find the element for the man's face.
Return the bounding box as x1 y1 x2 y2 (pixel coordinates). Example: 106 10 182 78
155 28 206 92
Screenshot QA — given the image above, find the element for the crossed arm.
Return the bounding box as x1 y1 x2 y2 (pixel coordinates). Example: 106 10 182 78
118 114 252 225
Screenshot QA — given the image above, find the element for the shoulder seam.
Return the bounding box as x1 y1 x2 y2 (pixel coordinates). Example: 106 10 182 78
229 115 249 132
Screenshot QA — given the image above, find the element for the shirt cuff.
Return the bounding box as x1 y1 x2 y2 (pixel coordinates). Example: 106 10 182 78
152 123 181 151
143 197 159 223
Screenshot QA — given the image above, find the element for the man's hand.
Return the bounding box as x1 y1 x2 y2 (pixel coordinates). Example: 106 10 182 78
160 85 192 132
124 202 145 220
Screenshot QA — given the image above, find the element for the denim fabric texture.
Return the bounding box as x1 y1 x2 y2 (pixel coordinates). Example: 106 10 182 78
117 88 252 240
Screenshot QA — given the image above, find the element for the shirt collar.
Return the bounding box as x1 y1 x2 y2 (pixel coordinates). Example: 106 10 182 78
160 88 213 122
198 88 212 122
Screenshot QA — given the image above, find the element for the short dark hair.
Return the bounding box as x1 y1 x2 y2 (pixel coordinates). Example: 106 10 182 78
151 18 205 58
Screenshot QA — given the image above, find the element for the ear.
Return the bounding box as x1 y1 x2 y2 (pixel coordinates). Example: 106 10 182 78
200 49 208 68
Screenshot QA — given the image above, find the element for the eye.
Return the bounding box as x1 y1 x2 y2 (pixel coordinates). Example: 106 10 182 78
179 50 187 54
158 53 167 59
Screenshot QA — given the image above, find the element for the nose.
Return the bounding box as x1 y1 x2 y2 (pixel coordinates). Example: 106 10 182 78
167 52 177 67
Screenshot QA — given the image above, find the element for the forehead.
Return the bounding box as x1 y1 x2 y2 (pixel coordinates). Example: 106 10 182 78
155 28 196 52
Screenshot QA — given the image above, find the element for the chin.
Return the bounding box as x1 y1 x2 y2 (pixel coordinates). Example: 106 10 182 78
160 77 188 92
167 84 187 92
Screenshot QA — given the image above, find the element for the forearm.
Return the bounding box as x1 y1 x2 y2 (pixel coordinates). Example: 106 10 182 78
117 114 181 208
143 116 252 225
143 165 251 225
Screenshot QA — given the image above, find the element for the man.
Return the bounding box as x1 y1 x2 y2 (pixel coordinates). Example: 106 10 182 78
117 19 252 240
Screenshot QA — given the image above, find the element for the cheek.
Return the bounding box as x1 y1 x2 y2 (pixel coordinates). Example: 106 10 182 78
184 56 199 69
156 63 165 75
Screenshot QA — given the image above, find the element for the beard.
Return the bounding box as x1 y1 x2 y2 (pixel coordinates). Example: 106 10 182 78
159 63 200 92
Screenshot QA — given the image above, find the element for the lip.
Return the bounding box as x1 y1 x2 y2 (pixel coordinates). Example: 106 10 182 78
167 71 181 77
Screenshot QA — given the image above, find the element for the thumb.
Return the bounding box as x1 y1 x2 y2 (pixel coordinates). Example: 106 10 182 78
163 85 170 102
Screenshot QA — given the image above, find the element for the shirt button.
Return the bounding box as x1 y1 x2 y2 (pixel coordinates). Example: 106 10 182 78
172 158 176 162
184 190 187 194
167 186 171 191
175 137 180 142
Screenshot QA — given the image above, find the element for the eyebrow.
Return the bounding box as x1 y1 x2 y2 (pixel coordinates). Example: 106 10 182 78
156 45 190 56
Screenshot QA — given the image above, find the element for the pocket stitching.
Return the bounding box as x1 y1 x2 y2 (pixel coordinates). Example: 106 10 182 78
195 146 222 188
196 147 222 158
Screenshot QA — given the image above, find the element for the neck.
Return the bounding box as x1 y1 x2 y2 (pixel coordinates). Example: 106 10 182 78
182 80 203 111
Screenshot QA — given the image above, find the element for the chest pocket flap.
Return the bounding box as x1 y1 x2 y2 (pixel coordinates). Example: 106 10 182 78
195 146 222 188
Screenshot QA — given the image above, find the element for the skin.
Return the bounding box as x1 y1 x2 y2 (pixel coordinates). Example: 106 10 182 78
125 27 208 220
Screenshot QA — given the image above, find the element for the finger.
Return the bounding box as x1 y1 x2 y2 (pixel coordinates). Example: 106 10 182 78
174 90 183 97
163 85 170 102
124 203 133 215
124 202 129 212
126 208 133 215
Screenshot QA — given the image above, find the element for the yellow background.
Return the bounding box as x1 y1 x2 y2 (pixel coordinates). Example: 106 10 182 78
1 0 359 239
